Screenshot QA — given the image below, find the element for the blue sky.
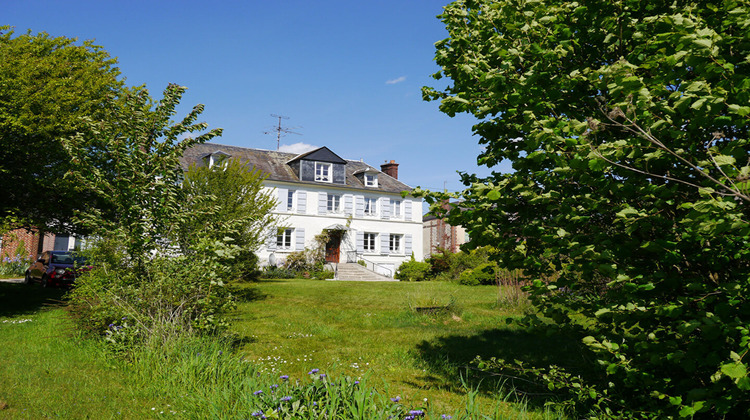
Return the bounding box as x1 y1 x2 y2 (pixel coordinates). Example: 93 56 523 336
6 0 510 206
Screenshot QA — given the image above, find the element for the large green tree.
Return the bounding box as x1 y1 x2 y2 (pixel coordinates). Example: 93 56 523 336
63 84 222 273
180 158 279 281
422 0 750 417
0 27 125 233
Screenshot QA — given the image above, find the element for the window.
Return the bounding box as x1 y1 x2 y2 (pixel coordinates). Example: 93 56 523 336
363 233 377 252
287 190 294 211
277 228 293 249
364 173 377 187
389 234 402 253
364 197 377 216
315 162 332 182
327 194 341 213
392 200 402 217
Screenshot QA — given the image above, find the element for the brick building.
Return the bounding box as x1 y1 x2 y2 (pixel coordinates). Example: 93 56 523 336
0 228 79 260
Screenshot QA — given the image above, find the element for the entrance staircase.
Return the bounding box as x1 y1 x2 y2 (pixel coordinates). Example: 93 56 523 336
332 263 398 282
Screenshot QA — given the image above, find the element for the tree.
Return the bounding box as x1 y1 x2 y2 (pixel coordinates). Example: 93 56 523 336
63 83 222 273
422 1 750 417
180 158 280 281
0 27 126 233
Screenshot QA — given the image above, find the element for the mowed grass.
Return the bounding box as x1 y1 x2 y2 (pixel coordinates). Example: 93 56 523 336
231 279 580 418
0 283 163 419
0 279 580 418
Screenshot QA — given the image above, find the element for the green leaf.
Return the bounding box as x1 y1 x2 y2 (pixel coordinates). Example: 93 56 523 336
720 362 747 380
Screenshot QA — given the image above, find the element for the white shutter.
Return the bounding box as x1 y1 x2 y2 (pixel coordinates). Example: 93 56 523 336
356 231 364 253
381 232 390 254
404 234 413 256
267 227 277 251
404 200 412 221
297 191 307 213
295 228 305 251
355 195 364 218
318 192 327 215
344 194 353 216
277 188 288 212
381 198 390 220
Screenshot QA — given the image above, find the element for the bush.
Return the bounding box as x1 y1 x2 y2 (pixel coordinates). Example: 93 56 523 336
66 237 237 353
311 270 334 280
458 263 500 286
395 260 432 282
261 265 297 279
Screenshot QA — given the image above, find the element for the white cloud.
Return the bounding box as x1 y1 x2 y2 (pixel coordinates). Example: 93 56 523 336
385 76 407 85
279 142 318 154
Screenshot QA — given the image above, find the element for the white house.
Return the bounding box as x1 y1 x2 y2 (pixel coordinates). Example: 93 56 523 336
181 144 423 278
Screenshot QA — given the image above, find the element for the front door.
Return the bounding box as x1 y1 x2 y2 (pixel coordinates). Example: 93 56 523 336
325 233 342 263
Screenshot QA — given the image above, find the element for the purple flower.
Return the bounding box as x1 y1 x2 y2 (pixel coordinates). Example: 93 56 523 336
270 384 279 389
441 415 452 419
251 411 265 418
280 396 292 401
390 396 401 402
405 416 415 420
354 380 359 385
319 374 326 379
409 410 425 416
308 368 319 374
280 375 289 380
254 390 263 395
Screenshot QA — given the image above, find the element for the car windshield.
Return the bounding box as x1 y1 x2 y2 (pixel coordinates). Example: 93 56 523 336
73 256 88 265
50 253 74 264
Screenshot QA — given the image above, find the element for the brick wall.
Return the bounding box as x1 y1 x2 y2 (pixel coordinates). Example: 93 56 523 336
0 228 55 259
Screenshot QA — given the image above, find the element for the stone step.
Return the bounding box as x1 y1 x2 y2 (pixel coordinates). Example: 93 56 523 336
330 263 398 282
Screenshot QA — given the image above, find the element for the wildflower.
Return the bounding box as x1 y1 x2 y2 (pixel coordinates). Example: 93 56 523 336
409 410 425 416
251 411 265 418
254 390 263 395
441 415 452 419
308 368 319 374
280 375 289 380
319 373 326 379
354 380 359 385
390 396 401 402
270 384 279 389
280 396 292 401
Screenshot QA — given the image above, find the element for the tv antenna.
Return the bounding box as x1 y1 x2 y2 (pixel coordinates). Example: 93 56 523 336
264 114 301 150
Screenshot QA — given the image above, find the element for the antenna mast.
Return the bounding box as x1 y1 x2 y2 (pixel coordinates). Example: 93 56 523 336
264 114 301 150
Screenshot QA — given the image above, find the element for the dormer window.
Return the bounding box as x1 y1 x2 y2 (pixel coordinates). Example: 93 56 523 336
203 151 231 168
354 167 380 188
315 162 332 182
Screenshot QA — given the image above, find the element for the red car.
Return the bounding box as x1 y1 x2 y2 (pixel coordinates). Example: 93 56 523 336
24 251 88 288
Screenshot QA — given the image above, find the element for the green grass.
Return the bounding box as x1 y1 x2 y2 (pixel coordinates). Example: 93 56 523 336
0 283 163 418
0 279 581 418
230 279 580 418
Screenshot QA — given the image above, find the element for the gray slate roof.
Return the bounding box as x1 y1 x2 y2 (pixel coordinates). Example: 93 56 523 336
181 143 413 194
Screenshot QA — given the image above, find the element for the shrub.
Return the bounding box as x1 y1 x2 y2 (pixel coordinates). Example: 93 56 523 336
261 265 297 279
67 236 237 352
395 260 431 282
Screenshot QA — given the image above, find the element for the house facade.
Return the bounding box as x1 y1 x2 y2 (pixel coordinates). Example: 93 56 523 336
1 228 80 260
423 213 469 259
181 144 423 277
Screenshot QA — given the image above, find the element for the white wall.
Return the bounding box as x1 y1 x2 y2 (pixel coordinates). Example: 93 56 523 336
258 182 423 273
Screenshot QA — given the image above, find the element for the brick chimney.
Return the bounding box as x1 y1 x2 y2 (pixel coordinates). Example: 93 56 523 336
380 160 399 179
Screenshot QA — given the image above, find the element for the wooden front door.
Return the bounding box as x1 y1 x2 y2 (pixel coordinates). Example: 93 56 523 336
325 233 342 263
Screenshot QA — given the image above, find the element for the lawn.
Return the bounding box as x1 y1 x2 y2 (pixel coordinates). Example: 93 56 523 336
231 278 583 418
0 279 584 418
